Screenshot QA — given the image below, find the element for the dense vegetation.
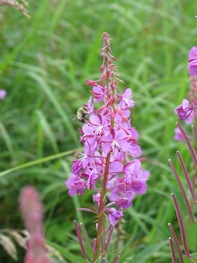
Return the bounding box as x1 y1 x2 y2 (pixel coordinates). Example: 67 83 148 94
0 0 196 262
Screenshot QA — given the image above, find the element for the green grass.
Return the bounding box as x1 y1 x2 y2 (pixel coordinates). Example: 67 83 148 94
0 0 196 262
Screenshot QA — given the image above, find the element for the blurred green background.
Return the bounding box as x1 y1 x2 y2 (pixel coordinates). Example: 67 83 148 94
0 0 196 262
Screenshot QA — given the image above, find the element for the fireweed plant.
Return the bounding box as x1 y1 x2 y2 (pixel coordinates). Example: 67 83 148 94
65 32 149 263
168 46 197 263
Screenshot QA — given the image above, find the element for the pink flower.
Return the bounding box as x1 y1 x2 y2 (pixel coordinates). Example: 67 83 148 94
89 114 110 137
65 32 149 230
65 174 87 196
102 129 131 156
119 88 135 109
93 193 101 206
91 85 105 102
174 128 184 141
108 208 123 226
188 46 197 76
0 89 7 99
85 168 99 189
174 99 194 123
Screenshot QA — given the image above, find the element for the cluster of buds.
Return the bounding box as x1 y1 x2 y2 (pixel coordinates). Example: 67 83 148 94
66 32 149 262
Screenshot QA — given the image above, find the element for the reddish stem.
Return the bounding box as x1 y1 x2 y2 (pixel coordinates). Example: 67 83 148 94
171 194 191 258
168 223 184 263
92 152 111 262
168 237 177 263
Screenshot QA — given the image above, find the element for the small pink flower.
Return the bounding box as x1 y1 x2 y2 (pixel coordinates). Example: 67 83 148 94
119 88 135 109
65 174 87 196
188 46 197 76
108 208 123 226
0 89 7 99
91 85 105 102
174 99 194 123
93 193 101 205
174 128 184 141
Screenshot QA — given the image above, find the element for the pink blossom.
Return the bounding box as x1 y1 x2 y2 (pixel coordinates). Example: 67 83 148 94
115 198 133 209
119 88 135 109
174 99 194 123
0 89 6 99
89 114 110 137
174 128 184 141
65 174 87 196
188 46 197 76
102 129 131 156
65 32 149 230
91 85 105 102
85 168 99 189
108 208 123 226
93 193 101 206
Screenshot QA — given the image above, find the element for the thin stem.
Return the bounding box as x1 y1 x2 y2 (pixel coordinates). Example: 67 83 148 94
176 151 197 202
192 124 197 153
168 237 177 263
104 225 114 253
176 122 197 166
113 255 120 263
168 223 184 263
80 223 93 249
74 220 89 261
168 159 194 222
171 194 191 258
92 152 111 262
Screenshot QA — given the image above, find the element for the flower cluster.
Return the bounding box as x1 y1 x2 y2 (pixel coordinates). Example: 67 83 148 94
174 47 197 140
66 33 149 227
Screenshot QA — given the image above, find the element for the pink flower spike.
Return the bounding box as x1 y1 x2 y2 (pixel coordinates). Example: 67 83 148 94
65 32 149 261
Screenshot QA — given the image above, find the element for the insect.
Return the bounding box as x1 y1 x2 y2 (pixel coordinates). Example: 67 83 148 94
76 106 89 123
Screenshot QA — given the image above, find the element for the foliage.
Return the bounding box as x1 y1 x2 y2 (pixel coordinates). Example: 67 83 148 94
0 0 196 262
